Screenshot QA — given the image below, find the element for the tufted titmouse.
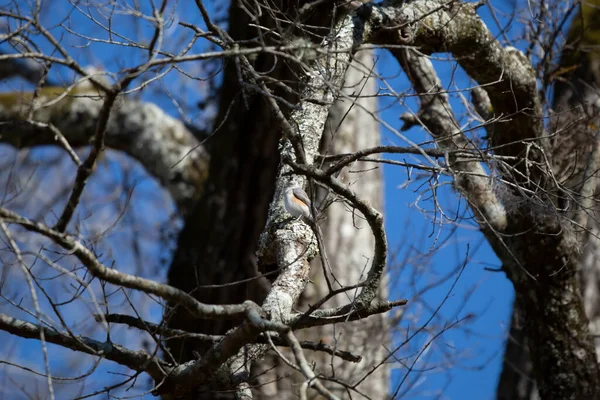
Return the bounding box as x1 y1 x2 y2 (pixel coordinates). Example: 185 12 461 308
284 185 313 221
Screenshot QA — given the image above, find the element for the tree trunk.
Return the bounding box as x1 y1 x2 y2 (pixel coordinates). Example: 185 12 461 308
253 49 389 399
164 2 389 398
497 2 600 398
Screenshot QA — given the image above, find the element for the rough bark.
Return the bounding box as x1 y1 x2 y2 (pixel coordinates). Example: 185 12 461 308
254 49 389 398
164 0 291 369
497 2 600 398
0 3 393 397
497 306 539 400
165 2 370 398
366 1 600 397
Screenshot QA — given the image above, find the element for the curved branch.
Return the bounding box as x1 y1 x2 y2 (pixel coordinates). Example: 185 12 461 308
369 0 544 180
0 92 208 213
284 158 387 307
360 1 599 397
397 49 507 231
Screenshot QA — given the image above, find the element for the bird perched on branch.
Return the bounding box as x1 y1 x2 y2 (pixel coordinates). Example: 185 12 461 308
284 185 313 221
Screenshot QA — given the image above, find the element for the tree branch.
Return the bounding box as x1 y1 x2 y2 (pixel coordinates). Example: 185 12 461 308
0 207 267 322
284 158 387 307
101 313 362 362
371 0 544 182
0 49 60 87
288 299 407 329
360 1 600 397
53 90 119 232
396 49 507 231
0 91 208 213
0 313 170 383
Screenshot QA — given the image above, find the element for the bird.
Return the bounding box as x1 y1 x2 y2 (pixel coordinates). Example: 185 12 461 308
284 185 313 221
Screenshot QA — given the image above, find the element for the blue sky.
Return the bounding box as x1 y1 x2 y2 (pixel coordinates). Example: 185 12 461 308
380 87 513 399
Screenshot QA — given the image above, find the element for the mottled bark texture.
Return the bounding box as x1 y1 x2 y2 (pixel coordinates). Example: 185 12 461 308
254 49 389 398
497 2 600 399
493 213 599 400
497 307 539 400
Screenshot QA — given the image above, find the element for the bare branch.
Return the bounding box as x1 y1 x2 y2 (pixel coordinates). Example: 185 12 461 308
397 49 507 231
101 313 362 362
284 330 341 400
284 159 387 307
370 0 544 180
0 207 265 322
0 93 208 212
0 313 169 383
0 49 59 86
53 91 119 232
288 299 407 329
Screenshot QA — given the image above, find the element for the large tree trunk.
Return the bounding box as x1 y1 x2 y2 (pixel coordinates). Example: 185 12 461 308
165 0 284 364
497 2 600 398
253 49 389 398
311 48 388 398
165 2 388 398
